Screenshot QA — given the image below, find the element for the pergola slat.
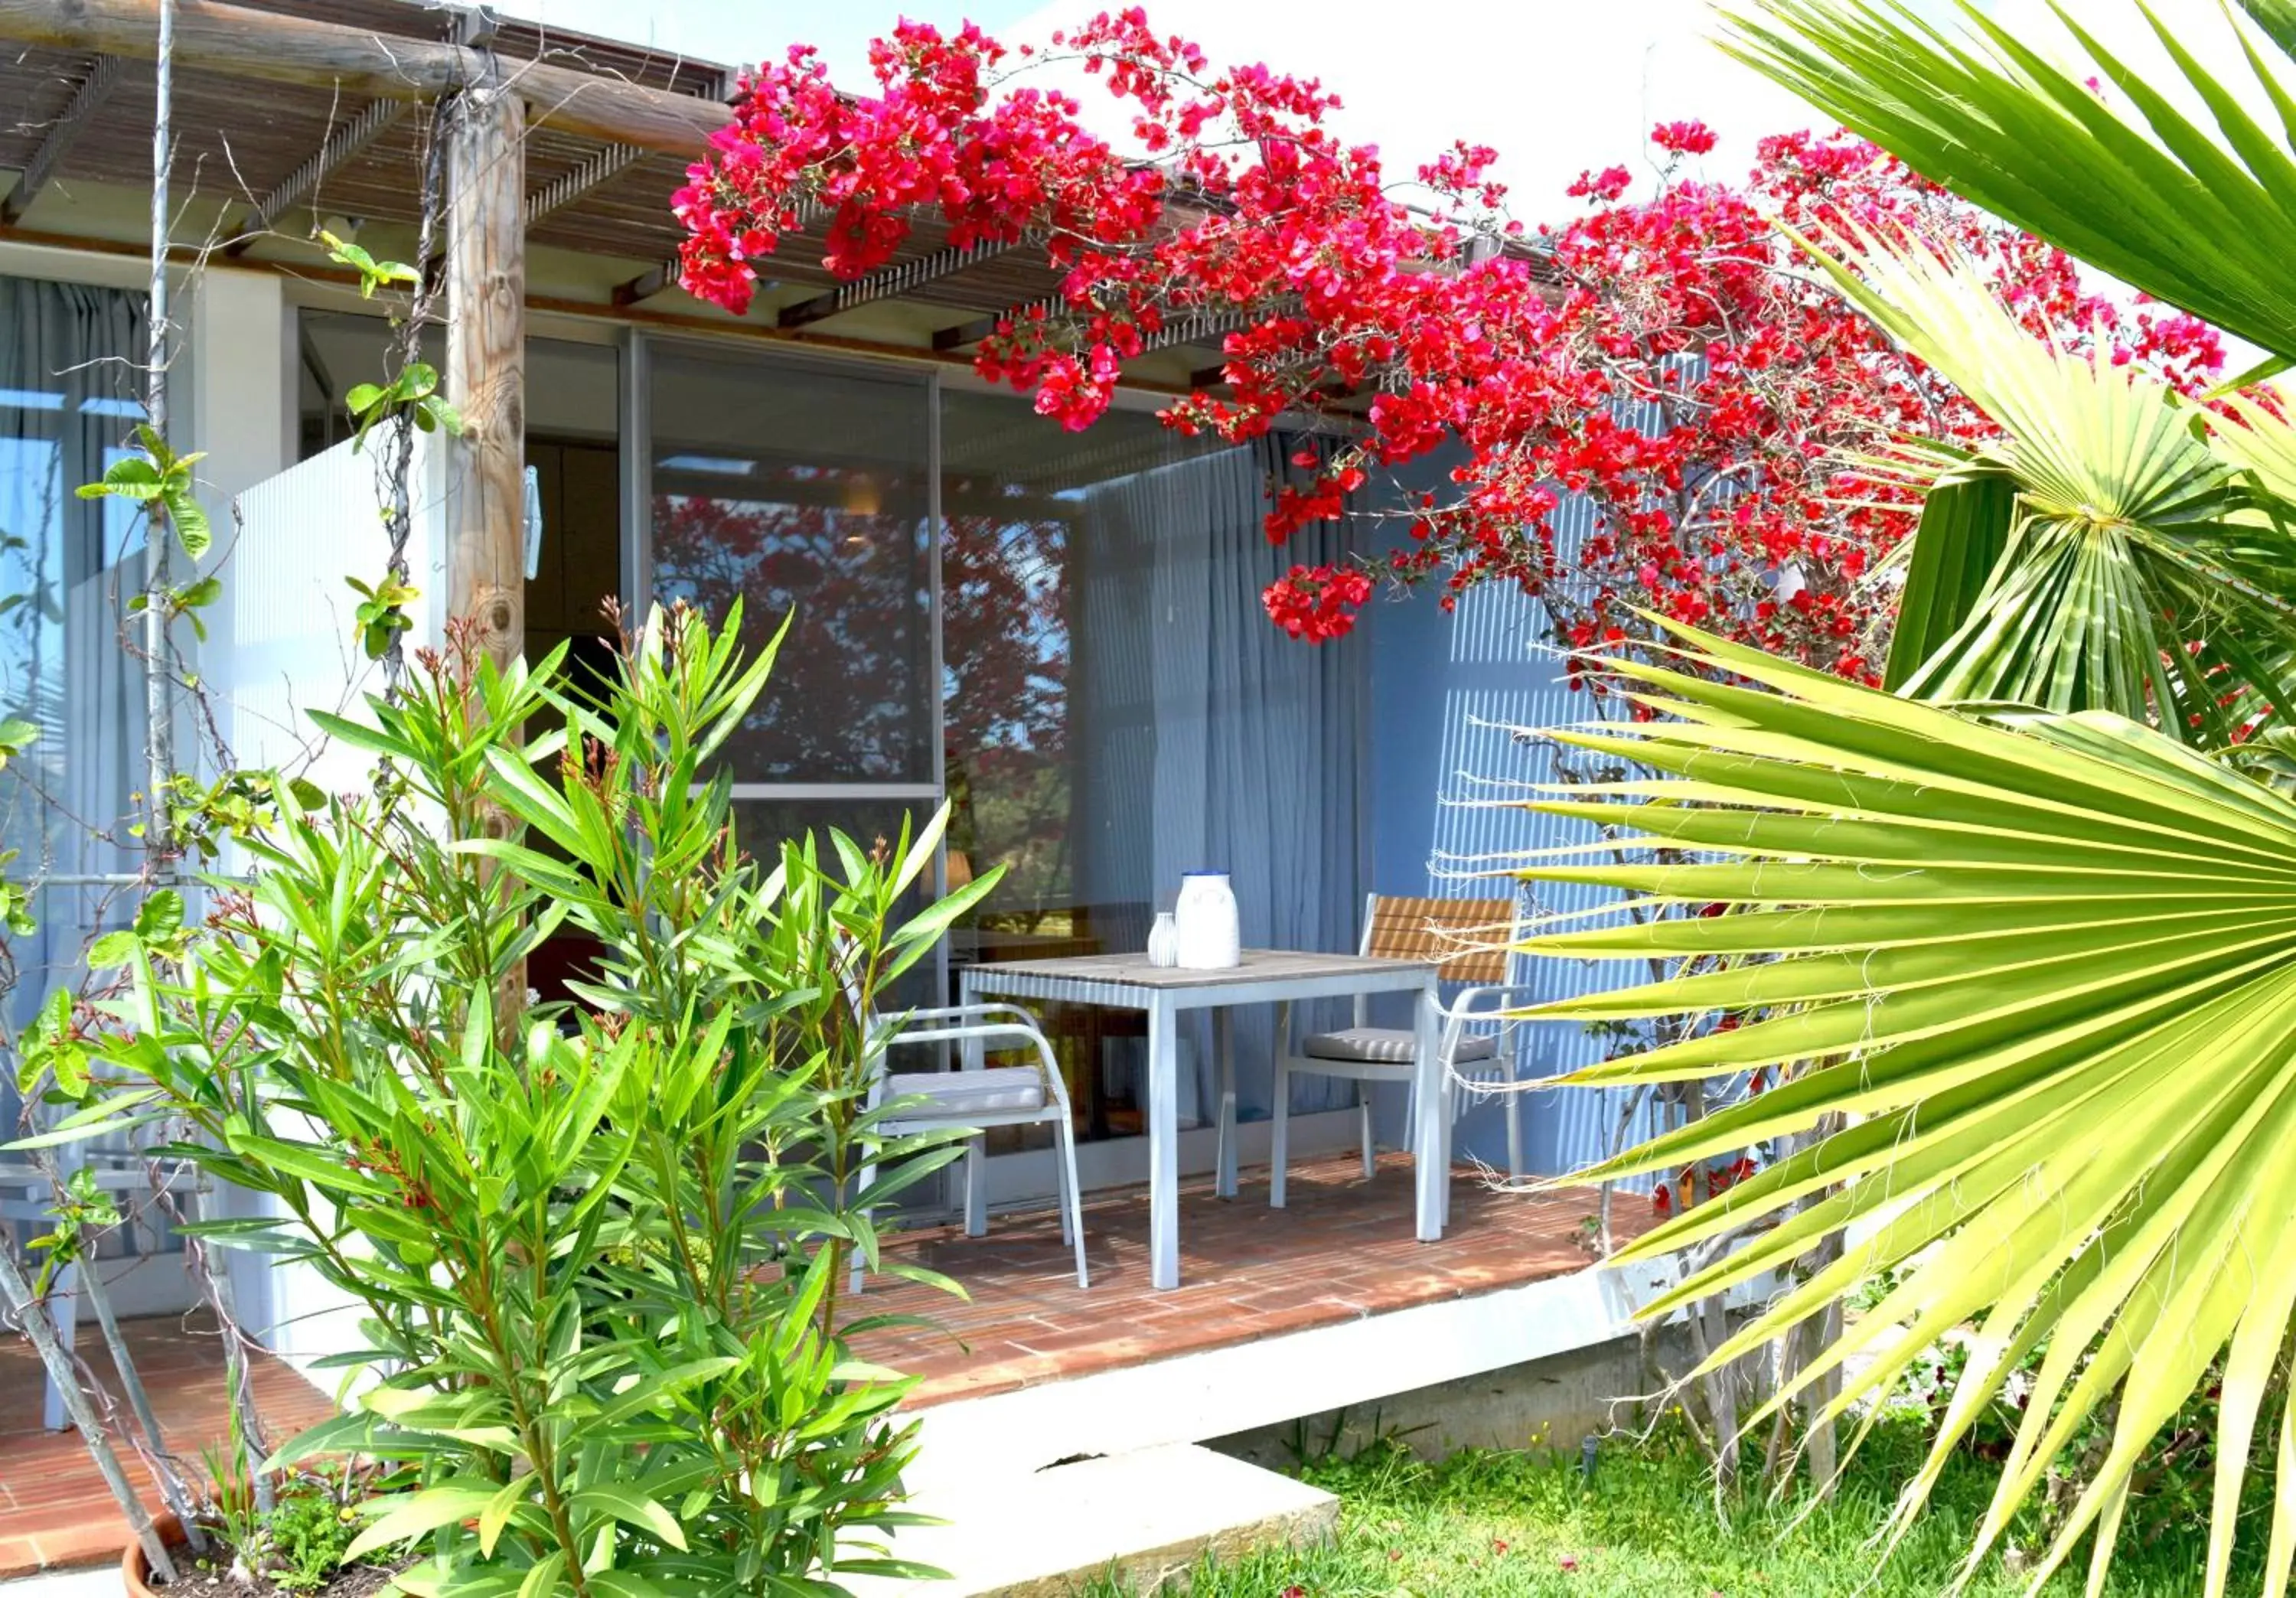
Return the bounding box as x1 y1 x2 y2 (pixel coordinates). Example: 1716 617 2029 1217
222 96 407 255
2 53 123 225
777 234 1032 329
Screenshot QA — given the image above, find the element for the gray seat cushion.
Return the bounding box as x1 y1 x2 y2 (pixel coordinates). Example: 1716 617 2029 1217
884 1066 1046 1117
1299 1027 1498 1065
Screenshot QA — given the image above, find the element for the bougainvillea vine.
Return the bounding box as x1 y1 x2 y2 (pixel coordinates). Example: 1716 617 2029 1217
671 11 2227 675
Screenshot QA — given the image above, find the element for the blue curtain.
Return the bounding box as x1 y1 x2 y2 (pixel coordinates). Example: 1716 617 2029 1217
1071 435 1364 1122
0 273 152 1263
0 275 148 1058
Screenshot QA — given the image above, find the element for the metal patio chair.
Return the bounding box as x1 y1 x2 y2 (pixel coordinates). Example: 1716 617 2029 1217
850 1002 1090 1292
1264 894 1534 1212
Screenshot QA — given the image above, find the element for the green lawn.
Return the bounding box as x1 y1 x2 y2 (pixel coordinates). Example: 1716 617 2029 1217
1081 1417 2226 1596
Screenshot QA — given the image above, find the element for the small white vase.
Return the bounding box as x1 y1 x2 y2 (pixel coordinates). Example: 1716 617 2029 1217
1146 911 1180 968
1174 871 1241 970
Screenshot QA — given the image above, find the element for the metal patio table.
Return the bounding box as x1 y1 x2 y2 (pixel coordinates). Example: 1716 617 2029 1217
957 949 1447 1290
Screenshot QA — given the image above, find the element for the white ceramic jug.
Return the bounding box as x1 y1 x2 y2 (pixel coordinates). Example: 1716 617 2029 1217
1174 871 1241 969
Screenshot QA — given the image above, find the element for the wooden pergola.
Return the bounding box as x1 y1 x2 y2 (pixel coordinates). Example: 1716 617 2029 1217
0 0 1218 666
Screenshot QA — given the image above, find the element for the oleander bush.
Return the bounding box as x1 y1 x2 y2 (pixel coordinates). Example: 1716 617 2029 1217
40 602 987 1596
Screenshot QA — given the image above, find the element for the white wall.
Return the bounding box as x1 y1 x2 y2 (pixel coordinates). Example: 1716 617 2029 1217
184 268 293 514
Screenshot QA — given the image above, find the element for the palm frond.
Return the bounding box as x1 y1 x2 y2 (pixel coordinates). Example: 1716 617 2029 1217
1512 620 2296 1596
1804 221 2296 740
1720 0 2296 363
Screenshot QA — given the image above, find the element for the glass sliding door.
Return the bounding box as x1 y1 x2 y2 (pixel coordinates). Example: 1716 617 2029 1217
647 342 936 793
0 274 188 1309
521 338 624 1006
643 343 940 993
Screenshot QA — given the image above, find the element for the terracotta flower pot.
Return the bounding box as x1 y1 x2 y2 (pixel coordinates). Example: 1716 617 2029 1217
120 1514 184 1596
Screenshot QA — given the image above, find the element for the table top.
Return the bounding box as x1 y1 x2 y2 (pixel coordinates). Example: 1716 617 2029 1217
962 947 1437 993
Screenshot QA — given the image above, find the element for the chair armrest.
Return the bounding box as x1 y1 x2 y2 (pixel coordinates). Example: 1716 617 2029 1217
1442 983 1550 1020
882 1022 1052 1051
868 1005 1042 1054
900 1003 1042 1028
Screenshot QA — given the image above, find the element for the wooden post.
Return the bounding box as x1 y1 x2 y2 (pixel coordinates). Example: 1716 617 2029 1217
445 77 529 1039
445 81 525 679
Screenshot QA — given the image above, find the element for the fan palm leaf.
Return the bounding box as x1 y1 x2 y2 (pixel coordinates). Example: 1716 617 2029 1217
1804 219 2296 740
1513 620 2296 1595
1719 0 2296 364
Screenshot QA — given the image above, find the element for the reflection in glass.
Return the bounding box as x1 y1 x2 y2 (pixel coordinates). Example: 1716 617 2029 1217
648 345 933 784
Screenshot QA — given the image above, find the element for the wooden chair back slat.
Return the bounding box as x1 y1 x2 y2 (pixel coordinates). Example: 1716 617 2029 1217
1358 894 1514 984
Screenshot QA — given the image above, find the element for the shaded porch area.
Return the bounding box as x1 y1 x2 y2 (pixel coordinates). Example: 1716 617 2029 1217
0 1158 1636 1582
852 1152 1618 1408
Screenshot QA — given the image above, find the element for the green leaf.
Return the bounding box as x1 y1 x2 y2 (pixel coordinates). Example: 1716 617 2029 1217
343 1481 500 1560
1882 468 2015 692
478 1472 535 1557
77 455 161 500
229 1132 394 1197
165 489 211 559
569 1483 686 1551
86 931 138 969
515 1557 568 1598
132 889 184 943
591 1357 740 1425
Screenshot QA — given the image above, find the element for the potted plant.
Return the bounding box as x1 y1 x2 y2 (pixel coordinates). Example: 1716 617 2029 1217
123 1464 388 1596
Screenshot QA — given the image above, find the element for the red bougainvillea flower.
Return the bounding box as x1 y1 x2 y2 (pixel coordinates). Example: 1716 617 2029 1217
1652 119 1719 155
673 13 2229 667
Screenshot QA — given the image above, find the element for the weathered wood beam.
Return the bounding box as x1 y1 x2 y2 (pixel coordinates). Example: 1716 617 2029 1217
0 0 729 157
777 233 1032 329
222 96 406 256
612 255 678 307
444 83 526 676
524 139 641 227
931 295 1059 352
2 53 122 225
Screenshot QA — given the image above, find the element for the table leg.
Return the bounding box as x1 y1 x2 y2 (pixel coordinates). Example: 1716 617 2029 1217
1213 1006 1238 1199
1412 979 1445 1244
959 967 989 1238
1148 993 1181 1290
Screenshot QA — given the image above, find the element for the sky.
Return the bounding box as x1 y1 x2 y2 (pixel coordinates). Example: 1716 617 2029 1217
493 0 2278 229
493 0 1821 224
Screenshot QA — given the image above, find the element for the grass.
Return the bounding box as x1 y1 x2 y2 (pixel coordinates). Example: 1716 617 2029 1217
1079 1415 2229 1596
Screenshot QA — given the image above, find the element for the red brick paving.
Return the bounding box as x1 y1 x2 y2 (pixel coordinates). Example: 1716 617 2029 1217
850 1153 1619 1408
0 1311 336 1576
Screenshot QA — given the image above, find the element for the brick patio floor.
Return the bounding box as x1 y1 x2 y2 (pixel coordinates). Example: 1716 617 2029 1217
849 1152 1613 1407
0 1311 335 1577
0 1154 1619 1577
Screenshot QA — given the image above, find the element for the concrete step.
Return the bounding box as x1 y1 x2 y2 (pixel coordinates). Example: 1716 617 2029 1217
840 1443 1337 1597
